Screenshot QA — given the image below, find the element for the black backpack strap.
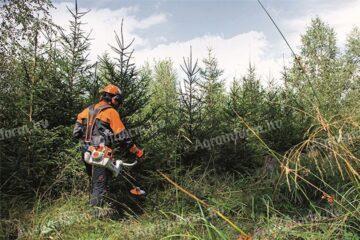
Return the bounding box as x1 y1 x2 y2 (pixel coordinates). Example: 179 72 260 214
84 103 112 143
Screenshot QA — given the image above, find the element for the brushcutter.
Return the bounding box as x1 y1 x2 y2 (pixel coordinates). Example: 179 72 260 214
84 144 145 196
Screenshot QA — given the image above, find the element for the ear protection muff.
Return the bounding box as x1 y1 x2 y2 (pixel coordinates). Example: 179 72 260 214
111 94 124 105
102 92 112 102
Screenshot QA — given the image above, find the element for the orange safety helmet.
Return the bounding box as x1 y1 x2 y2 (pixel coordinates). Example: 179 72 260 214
100 84 124 106
100 84 122 95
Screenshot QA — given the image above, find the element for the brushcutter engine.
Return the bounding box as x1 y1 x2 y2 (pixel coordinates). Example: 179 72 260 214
84 144 137 177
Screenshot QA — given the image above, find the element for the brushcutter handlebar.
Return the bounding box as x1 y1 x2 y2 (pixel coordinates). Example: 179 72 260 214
117 160 138 167
105 159 137 177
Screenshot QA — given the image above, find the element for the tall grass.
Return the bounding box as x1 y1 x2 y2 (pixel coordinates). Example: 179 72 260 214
2 162 358 239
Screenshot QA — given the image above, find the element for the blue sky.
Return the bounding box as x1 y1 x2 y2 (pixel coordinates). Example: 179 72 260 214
51 0 359 85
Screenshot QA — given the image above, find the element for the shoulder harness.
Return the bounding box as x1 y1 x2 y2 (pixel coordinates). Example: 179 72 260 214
84 103 112 143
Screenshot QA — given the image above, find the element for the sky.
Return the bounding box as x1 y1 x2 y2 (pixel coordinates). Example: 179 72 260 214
51 0 360 86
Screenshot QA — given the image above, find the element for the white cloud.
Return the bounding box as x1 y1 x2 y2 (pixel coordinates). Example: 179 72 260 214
51 2 167 59
137 14 167 29
135 32 285 87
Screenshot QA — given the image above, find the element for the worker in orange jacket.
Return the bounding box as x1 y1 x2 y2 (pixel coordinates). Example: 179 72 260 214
73 84 144 207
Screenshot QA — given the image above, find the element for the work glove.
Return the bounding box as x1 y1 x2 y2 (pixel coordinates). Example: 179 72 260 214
136 148 144 158
136 148 145 164
130 145 144 161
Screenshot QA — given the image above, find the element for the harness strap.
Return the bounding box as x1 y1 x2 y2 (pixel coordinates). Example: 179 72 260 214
84 103 112 143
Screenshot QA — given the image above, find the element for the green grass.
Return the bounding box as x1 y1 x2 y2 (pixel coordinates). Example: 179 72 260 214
1 169 358 240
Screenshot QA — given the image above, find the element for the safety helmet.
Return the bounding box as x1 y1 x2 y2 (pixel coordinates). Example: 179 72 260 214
100 84 122 95
100 84 124 106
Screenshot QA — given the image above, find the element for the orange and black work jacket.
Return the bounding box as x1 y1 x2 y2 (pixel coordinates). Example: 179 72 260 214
73 100 140 154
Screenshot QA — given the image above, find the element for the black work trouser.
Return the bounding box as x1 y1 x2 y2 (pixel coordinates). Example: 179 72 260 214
84 162 111 207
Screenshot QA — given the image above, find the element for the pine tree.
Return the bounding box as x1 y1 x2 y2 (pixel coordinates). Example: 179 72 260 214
152 60 178 131
195 48 226 168
42 0 93 126
145 60 180 166
226 78 241 127
199 48 225 137
238 63 265 124
58 0 92 95
222 63 266 170
179 46 202 143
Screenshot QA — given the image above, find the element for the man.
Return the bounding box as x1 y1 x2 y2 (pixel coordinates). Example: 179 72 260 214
73 84 144 207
